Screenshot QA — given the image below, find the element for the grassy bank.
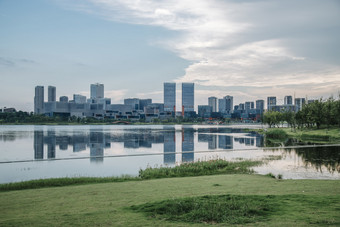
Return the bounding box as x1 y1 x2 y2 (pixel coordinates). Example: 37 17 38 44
0 174 339 226
0 160 260 192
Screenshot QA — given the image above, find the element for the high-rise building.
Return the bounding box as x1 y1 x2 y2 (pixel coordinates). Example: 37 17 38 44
256 100 265 113
164 82 176 113
218 96 233 113
182 83 194 115
239 103 245 110
59 96 68 102
48 86 56 102
90 83 104 99
74 94 86 104
245 101 254 110
284 96 293 105
267 97 276 111
208 97 217 112
34 86 44 114
295 98 306 112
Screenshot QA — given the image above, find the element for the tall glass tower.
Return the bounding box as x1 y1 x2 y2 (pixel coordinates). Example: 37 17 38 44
182 83 194 115
48 86 56 102
164 82 176 113
34 86 44 114
90 83 104 99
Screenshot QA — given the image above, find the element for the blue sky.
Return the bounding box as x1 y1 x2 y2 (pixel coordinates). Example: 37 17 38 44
1 0 340 111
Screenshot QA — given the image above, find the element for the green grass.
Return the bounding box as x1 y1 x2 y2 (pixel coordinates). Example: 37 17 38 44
0 174 339 226
0 176 140 192
130 194 340 225
139 159 261 179
130 194 274 224
0 160 260 192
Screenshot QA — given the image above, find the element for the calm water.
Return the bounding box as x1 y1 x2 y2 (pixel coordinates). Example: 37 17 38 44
0 125 339 183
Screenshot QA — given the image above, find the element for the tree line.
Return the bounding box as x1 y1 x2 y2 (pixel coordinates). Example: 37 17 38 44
263 97 340 129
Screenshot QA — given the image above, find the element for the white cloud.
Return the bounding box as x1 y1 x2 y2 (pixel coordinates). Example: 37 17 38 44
67 0 340 101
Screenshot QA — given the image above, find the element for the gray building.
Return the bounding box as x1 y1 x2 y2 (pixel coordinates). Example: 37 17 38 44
90 83 104 99
256 100 265 113
164 82 176 113
245 101 254 110
284 96 293 105
182 83 194 114
219 96 233 114
34 86 44 114
208 96 217 112
140 99 152 111
59 96 68 102
48 86 56 102
295 98 306 112
124 98 140 110
74 94 86 104
267 96 276 111
198 105 212 118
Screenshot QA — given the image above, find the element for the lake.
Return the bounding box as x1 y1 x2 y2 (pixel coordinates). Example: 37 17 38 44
0 124 339 183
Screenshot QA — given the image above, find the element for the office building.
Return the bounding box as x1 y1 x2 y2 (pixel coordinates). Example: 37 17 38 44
284 96 293 105
208 97 217 112
164 82 176 113
198 105 212 118
218 96 233 113
267 96 276 111
90 83 104 99
245 101 254 110
124 98 140 110
59 96 68 102
182 83 194 115
295 98 306 112
74 94 86 104
48 86 56 102
34 86 44 114
256 100 265 113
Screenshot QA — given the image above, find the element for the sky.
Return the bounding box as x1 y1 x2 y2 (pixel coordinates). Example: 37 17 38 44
1 0 340 112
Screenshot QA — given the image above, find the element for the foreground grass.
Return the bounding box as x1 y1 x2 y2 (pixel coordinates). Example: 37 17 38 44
0 174 339 226
0 160 260 191
130 194 340 225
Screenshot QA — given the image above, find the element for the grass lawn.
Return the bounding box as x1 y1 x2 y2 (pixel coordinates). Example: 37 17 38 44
0 174 339 226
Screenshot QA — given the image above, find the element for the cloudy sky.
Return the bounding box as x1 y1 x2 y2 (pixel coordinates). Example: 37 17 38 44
1 0 339 111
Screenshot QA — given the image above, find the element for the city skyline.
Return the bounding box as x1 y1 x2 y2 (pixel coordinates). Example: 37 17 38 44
1 0 340 111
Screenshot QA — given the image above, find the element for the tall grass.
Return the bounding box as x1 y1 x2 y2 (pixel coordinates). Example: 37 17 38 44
139 159 261 180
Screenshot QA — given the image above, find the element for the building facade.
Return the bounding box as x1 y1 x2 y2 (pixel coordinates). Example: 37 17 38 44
164 82 176 113
208 96 217 112
48 86 56 102
182 83 194 115
34 86 44 114
267 96 276 111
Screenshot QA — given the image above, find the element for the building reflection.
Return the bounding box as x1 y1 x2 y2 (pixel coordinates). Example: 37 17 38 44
163 127 176 164
182 128 194 163
32 127 264 165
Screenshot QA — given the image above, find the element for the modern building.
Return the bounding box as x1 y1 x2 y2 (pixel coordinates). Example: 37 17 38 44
245 101 254 110
90 83 104 99
198 105 212 118
124 98 140 110
256 100 265 113
182 83 194 115
208 97 217 112
34 86 44 114
48 86 56 102
284 96 293 105
73 94 86 104
267 96 276 111
59 96 68 102
218 96 233 114
164 82 176 113
295 98 306 112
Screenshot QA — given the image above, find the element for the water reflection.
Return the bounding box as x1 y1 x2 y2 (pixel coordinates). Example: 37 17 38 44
30 126 264 164
284 146 340 173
